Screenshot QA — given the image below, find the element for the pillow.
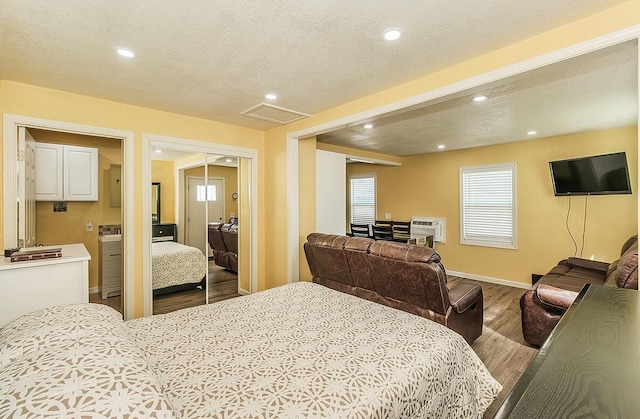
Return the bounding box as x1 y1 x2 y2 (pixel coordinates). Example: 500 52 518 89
0 304 178 418
616 244 638 289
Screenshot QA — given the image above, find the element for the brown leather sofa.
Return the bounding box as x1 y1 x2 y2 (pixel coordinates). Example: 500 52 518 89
207 222 238 273
304 233 484 343
521 235 638 346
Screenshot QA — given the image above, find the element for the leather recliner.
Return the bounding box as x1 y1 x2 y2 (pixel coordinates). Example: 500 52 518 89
304 233 484 343
207 222 238 273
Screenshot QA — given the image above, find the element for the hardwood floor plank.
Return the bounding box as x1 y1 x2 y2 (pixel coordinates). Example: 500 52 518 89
448 277 538 418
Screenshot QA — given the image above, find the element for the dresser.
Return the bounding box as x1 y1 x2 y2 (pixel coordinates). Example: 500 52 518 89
98 234 122 299
494 284 640 418
0 243 90 325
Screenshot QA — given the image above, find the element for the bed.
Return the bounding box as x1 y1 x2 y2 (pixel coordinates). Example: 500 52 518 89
0 282 502 418
152 223 207 296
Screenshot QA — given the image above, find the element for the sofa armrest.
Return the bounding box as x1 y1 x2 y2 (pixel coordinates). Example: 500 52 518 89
448 281 482 314
535 284 579 312
565 257 609 272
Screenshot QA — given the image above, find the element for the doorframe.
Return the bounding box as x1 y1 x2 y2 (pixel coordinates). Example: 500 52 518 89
3 114 135 319
185 175 225 251
142 133 258 317
284 26 640 284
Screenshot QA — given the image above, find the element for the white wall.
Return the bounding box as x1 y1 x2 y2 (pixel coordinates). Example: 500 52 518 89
316 150 346 235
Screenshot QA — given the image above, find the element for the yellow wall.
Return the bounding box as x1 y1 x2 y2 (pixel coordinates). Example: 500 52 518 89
151 160 176 224
346 127 638 284
0 80 265 318
31 129 122 289
298 137 317 282
264 2 640 286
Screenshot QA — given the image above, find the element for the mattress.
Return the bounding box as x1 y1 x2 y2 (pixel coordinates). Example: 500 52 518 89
127 282 502 418
151 241 207 290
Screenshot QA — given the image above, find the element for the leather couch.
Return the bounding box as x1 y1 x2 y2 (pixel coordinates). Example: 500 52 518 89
521 235 638 346
207 222 238 272
304 233 484 343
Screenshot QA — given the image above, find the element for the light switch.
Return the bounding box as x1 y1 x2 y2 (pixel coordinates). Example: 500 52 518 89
86 221 93 232
385 213 391 219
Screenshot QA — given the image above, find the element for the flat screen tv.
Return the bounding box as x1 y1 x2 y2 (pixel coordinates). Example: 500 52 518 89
549 152 632 196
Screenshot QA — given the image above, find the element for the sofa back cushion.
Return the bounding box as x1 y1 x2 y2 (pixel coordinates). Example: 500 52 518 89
367 240 450 315
305 233 353 292
0 304 177 418
616 242 638 289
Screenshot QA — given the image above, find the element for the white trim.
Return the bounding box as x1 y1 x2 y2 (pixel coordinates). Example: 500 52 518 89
286 136 299 283
346 154 402 167
238 288 250 296
142 133 258 317
89 286 98 294
285 27 640 283
2 113 135 320
447 270 531 290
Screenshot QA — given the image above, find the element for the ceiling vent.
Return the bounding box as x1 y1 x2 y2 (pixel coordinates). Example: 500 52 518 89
241 103 311 124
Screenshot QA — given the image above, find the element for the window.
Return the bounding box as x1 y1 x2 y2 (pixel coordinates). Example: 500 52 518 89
349 174 376 225
460 162 516 249
196 184 217 202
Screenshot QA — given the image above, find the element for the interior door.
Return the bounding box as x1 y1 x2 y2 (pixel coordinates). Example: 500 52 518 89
186 177 224 255
18 127 37 248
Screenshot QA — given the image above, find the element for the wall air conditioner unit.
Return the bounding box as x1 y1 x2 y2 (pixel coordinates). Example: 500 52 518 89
411 217 446 244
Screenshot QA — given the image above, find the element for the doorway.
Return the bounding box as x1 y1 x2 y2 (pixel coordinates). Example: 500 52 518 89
3 114 134 319
186 176 224 255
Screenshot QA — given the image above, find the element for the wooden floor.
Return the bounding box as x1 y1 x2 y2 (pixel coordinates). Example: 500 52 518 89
89 261 241 316
448 276 538 418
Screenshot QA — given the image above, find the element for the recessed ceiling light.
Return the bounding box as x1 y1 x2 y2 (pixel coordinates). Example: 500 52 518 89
363 123 374 129
116 48 136 58
155 149 162 153
527 130 537 135
225 158 232 163
437 144 446 149
265 93 277 100
472 95 487 102
382 29 402 41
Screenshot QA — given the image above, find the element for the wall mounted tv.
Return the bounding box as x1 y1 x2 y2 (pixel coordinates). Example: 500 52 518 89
549 152 632 196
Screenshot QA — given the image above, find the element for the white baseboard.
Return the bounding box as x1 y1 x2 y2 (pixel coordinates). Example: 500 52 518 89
238 288 250 295
89 286 98 294
447 270 531 289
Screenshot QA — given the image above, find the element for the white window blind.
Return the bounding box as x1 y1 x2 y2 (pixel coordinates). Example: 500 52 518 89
349 174 375 225
460 163 516 249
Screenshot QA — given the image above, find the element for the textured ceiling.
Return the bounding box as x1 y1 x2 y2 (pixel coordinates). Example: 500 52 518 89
0 0 631 134
319 41 639 156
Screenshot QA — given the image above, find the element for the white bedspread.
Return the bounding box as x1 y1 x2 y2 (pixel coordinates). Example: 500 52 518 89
152 241 207 290
127 282 502 418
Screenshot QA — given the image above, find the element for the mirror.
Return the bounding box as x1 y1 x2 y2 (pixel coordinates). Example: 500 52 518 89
151 182 161 224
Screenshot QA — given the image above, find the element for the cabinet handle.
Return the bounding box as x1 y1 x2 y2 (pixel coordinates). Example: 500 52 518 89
110 253 121 257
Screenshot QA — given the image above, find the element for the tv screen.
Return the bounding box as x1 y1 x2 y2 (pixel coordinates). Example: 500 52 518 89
549 152 632 196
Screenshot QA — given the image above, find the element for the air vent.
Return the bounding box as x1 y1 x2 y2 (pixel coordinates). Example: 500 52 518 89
241 103 311 124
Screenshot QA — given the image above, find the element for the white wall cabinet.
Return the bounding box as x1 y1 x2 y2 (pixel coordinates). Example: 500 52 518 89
35 143 98 201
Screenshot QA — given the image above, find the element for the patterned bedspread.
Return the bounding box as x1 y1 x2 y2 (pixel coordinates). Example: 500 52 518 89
127 282 502 418
152 241 207 290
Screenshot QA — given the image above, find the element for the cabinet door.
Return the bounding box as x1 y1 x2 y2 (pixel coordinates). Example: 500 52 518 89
64 145 98 201
35 143 64 201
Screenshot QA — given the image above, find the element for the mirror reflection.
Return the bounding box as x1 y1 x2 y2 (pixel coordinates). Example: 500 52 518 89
151 182 161 224
150 150 245 315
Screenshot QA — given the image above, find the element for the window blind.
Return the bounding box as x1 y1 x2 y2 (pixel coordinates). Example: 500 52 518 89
460 163 516 248
350 174 375 225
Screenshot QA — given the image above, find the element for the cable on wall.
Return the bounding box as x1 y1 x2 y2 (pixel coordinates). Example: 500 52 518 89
579 195 588 258
566 196 577 257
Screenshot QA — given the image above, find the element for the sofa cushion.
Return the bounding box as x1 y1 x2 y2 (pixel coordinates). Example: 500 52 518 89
616 243 638 289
